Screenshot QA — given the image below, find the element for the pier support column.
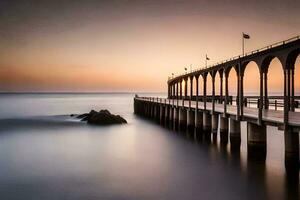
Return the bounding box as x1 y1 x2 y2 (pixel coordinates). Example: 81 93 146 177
164 105 169 126
220 116 229 144
147 102 152 118
230 118 241 151
187 109 195 133
159 104 164 125
195 110 203 133
247 122 266 161
203 112 212 140
173 107 179 130
152 103 156 119
143 101 147 117
179 107 187 131
211 114 218 134
169 106 174 127
284 127 299 170
149 103 153 118
146 102 150 118
155 104 159 122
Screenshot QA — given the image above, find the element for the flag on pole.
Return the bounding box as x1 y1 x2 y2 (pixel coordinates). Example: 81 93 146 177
206 55 210 60
243 33 250 39
184 67 187 71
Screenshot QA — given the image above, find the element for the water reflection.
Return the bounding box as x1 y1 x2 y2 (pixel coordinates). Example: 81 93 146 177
162 121 299 200
0 93 299 200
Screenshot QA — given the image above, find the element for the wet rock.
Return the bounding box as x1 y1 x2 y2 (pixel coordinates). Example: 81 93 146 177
76 109 127 125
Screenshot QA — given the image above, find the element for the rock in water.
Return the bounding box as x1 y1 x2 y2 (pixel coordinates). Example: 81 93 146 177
76 109 127 125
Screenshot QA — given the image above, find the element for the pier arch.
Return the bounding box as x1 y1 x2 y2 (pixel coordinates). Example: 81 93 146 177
214 70 221 98
243 61 260 107
243 62 260 90
186 76 191 97
265 57 284 109
225 66 238 105
192 75 197 97
294 54 300 96
198 73 203 96
206 72 213 96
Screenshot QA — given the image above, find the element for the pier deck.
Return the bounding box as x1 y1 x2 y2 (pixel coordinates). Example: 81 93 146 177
137 97 300 129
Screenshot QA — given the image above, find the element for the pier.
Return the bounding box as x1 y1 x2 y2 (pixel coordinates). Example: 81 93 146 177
134 36 300 171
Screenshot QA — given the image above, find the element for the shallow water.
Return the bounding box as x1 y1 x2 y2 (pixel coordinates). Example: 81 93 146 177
0 93 298 200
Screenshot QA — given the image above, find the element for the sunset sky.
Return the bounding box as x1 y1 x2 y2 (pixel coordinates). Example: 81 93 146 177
0 0 300 93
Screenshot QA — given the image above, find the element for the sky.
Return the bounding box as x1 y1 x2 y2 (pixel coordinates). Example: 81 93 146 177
0 0 300 93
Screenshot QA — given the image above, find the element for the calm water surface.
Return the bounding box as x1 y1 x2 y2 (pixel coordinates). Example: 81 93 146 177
0 93 299 200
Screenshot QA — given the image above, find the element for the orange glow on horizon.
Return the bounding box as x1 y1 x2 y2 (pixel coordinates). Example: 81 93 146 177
0 1 299 93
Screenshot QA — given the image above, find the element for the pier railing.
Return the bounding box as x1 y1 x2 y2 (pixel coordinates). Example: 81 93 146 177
139 95 300 111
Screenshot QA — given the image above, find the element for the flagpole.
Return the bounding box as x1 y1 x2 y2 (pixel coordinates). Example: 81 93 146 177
205 54 207 68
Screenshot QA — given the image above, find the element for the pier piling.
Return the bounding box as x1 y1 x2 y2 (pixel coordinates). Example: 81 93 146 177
220 116 229 144
229 118 241 151
179 107 187 131
187 109 195 133
247 122 267 161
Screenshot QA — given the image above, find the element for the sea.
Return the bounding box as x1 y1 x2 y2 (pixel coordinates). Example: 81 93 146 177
0 93 298 200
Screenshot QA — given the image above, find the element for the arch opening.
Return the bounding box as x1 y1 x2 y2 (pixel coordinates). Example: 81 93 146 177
206 73 212 96
227 66 238 106
293 52 300 112
243 61 260 108
267 57 284 110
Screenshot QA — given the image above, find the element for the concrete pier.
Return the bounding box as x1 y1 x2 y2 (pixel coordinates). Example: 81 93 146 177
195 110 203 132
203 112 212 133
164 105 169 126
187 109 195 133
179 107 187 131
220 116 229 144
151 103 155 119
247 122 267 161
169 106 174 128
211 114 218 133
153 104 158 122
173 107 179 130
148 103 152 118
159 105 165 125
229 118 241 151
156 104 161 123
284 127 299 170
203 112 212 140
134 35 300 172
